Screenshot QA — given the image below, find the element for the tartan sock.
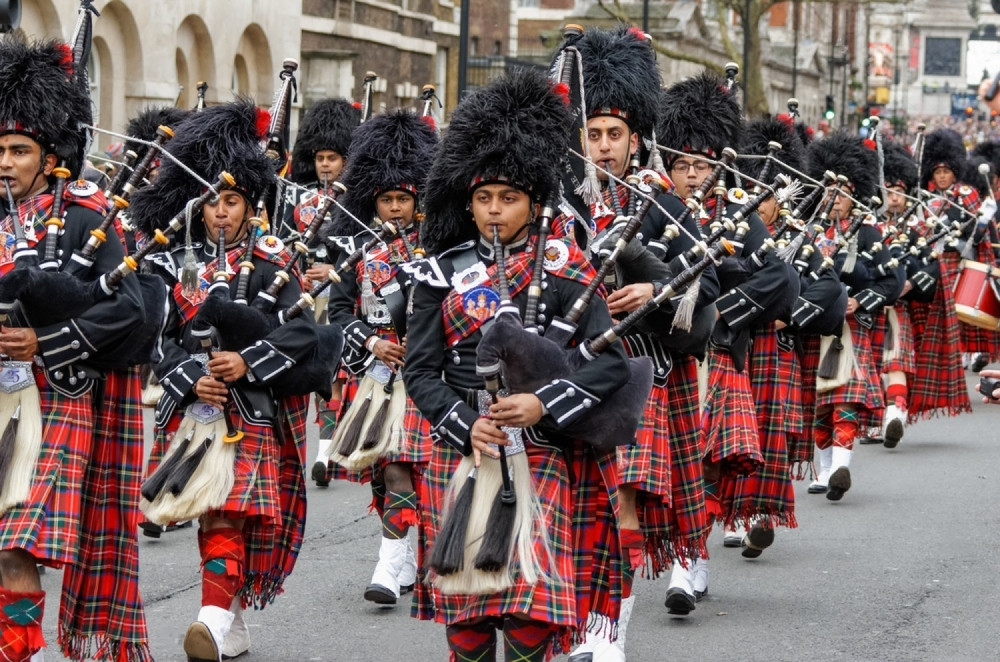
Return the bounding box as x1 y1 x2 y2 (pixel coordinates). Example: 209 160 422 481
886 384 908 409
620 527 644 599
502 619 552 662
369 480 387 518
832 409 859 449
813 411 833 450
0 586 45 662
200 527 245 610
446 621 497 662
382 490 419 539
317 397 340 439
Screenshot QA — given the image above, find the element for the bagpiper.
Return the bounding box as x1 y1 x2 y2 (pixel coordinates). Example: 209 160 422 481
323 108 438 606
131 99 339 662
0 35 151 662
403 68 632 662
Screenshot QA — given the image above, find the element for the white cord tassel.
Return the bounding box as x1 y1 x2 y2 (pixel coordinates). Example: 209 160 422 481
671 278 699 333
180 198 199 295
576 158 602 206
775 232 805 264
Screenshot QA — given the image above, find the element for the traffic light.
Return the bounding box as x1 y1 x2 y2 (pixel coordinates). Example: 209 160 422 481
825 94 835 121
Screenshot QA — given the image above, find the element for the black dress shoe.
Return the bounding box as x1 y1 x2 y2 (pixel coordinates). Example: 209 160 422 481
857 434 883 445
567 653 593 662
311 460 330 487
741 523 775 559
826 467 851 501
883 419 904 448
364 583 398 605
664 587 696 615
807 482 828 494
971 353 989 373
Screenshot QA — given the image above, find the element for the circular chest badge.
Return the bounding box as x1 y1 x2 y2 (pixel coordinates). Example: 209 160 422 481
463 286 500 322
543 239 569 271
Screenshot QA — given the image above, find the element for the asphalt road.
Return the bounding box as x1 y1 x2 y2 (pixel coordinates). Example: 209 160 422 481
39 372 1000 661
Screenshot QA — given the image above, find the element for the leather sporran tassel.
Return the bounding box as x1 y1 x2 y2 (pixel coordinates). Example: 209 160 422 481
817 335 844 379
429 462 477 576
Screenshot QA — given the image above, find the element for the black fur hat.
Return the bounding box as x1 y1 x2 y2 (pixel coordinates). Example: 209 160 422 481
124 106 191 167
920 128 966 189
420 68 571 255
657 72 743 164
129 98 274 242
331 109 438 235
576 24 661 139
806 130 878 202
0 35 92 178
737 115 806 182
882 139 917 192
290 98 361 184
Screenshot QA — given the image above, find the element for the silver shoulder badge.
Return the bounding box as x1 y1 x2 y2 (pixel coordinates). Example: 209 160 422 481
543 238 569 272
451 261 489 293
256 235 285 254
402 257 449 288
66 179 98 197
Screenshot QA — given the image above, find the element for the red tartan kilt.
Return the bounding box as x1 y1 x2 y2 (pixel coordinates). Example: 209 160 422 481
151 409 281 524
416 442 577 633
749 329 803 435
906 265 971 421
882 305 916 374
941 250 1000 359
815 316 884 426
617 381 670 497
0 368 93 565
662 357 709 560
700 347 762 477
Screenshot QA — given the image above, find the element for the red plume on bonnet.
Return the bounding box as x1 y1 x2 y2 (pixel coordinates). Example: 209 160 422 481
255 108 272 140
553 81 571 105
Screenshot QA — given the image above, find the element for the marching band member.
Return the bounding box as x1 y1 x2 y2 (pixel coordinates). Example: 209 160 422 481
0 36 151 662
803 132 900 501
131 100 331 662
403 69 631 662
920 129 993 372
569 26 692 649
656 73 797 608
283 97 361 487
323 109 437 606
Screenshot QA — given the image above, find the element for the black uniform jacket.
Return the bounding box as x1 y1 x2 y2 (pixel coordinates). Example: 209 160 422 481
146 238 320 427
2 193 145 398
402 236 630 456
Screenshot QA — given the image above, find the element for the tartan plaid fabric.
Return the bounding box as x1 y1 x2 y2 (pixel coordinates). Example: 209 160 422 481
353 229 421 286
794 334 821 476
881 306 917 375
171 246 243 324
907 259 971 422
0 368 93 564
0 193 107 275
662 357 709 561
415 440 621 656
441 238 598 346
0 586 46 662
327 375 361 483
149 395 310 608
241 395 309 608
815 316 884 428
700 347 764 478
58 367 151 662
617 374 673 578
940 249 1000 360
726 328 800 529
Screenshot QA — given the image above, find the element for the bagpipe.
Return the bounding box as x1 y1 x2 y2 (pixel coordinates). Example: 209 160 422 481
140 59 347 524
327 220 424 472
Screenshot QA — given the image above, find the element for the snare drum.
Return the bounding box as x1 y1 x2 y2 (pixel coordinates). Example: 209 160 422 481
954 259 1000 330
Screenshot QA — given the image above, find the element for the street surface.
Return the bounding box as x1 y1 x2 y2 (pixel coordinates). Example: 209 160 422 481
41 373 1000 661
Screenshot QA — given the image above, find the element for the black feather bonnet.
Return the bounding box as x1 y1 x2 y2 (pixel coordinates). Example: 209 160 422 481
806 130 879 202
124 106 191 169
920 128 966 189
290 98 361 184
737 115 806 182
576 24 661 139
129 98 274 243
331 109 438 235
0 35 93 179
420 68 571 255
657 71 743 165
